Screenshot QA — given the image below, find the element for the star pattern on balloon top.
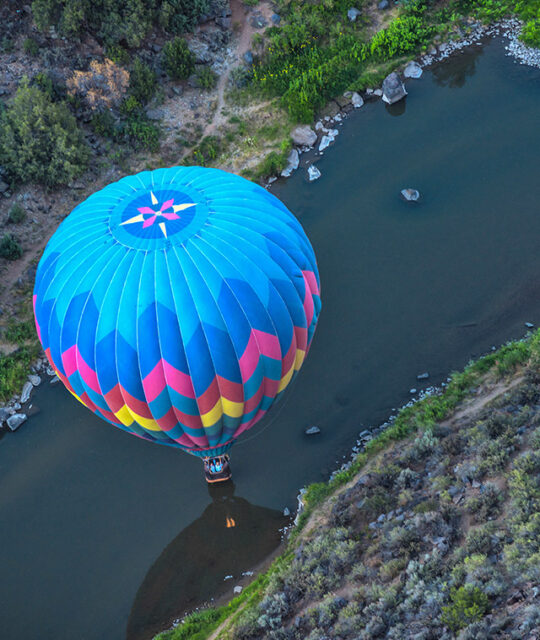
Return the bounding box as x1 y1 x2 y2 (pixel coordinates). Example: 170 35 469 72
120 191 196 238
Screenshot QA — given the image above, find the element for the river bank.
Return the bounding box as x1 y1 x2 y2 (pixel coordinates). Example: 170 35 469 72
155 331 540 640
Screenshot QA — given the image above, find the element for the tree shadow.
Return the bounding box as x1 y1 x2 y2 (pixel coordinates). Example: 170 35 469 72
126 482 288 640
431 45 485 89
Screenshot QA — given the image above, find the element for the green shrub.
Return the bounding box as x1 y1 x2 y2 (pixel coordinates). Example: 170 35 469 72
4 319 36 345
90 110 118 139
0 234 23 260
162 37 195 80
7 203 26 224
196 67 218 90
105 44 130 66
23 37 40 56
0 37 14 53
123 116 160 151
0 345 40 402
441 585 489 631
0 79 89 187
32 0 210 47
130 58 157 104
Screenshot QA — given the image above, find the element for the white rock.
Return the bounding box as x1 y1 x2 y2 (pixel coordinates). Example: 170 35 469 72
334 113 342 122
233 586 243 594
20 381 33 404
404 61 423 78
224 575 233 581
315 121 324 131
28 374 41 386
283 507 291 517
401 188 420 201
305 425 321 435
291 125 317 147
373 89 383 97
307 165 321 181
7 413 27 431
280 148 300 177
351 92 364 108
319 135 332 152
50 375 60 385
347 7 361 21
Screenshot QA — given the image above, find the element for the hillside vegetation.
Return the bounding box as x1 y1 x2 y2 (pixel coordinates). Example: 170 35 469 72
156 331 540 639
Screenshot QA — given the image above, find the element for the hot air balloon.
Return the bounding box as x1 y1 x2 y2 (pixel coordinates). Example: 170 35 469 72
33 167 321 482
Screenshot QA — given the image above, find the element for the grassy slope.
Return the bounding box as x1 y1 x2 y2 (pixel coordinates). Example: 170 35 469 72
155 333 540 639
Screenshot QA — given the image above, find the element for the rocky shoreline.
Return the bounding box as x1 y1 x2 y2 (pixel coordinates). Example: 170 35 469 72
273 18 540 186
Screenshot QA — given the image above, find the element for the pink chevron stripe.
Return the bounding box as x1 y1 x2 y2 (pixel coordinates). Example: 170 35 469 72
80 391 100 414
104 384 125 412
162 361 197 398
62 345 101 395
196 377 221 414
302 269 320 296
239 328 281 381
244 383 264 413
302 272 315 328
293 325 308 355
281 335 296 378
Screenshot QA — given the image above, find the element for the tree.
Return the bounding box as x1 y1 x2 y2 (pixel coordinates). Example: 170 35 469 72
0 79 89 187
162 37 195 80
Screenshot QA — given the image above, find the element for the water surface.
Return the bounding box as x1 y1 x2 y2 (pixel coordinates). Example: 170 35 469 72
0 38 539 640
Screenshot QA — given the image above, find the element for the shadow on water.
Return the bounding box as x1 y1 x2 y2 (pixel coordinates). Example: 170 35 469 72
430 43 484 88
126 482 288 640
385 98 407 117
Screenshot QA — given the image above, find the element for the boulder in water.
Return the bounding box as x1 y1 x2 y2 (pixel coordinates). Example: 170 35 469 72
404 61 423 79
307 165 321 182
382 72 407 104
7 413 27 431
401 188 420 201
305 425 321 435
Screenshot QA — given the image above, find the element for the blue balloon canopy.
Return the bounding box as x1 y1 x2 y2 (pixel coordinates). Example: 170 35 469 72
33 167 321 457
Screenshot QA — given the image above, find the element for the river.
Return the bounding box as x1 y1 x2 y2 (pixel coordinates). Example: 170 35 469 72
0 37 539 640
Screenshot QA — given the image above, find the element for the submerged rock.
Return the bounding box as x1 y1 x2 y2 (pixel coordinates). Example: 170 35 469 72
291 125 317 147
404 61 423 79
305 425 321 435
382 72 407 104
417 372 430 380
7 413 27 431
307 165 321 182
401 188 420 201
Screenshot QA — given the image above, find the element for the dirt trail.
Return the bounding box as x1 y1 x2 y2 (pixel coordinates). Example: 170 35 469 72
204 0 273 137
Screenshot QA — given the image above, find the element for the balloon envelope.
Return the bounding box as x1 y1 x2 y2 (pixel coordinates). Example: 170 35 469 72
33 167 321 457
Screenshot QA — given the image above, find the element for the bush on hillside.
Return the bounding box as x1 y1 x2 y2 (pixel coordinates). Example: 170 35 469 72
162 37 195 80
0 79 89 187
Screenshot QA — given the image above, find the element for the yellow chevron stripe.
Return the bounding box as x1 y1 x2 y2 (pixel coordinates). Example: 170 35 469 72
294 348 306 371
222 397 245 418
114 404 135 426
278 363 295 393
200 399 223 427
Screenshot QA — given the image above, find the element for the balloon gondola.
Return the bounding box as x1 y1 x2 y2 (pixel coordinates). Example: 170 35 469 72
33 167 321 481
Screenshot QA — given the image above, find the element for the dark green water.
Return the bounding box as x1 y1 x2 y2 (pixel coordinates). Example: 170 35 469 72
1 38 539 640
